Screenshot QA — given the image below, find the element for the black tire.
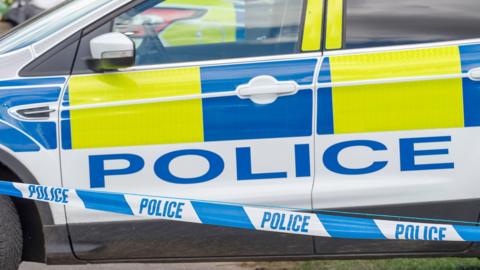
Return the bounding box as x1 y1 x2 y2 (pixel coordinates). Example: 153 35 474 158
0 196 22 270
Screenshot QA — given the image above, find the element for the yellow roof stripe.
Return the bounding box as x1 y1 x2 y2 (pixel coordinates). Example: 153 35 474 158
302 0 324 52
325 0 344 50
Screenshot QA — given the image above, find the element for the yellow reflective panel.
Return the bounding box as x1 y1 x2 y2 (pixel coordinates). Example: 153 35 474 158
330 46 462 82
329 46 465 134
69 67 202 105
332 79 465 134
68 67 204 149
325 0 343 50
302 0 324 52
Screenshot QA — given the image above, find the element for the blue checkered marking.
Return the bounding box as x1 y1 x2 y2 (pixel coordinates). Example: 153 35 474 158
0 87 61 149
0 77 65 87
200 59 317 93
317 58 334 135
460 44 480 128
203 90 313 141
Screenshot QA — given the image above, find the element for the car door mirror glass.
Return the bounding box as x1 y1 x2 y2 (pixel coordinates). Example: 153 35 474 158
88 32 136 71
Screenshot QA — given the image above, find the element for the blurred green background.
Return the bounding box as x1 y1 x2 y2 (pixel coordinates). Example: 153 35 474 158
0 0 13 18
245 258 480 270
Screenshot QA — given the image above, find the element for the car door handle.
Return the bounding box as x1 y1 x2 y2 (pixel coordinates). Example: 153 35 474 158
468 67 480 81
238 83 297 96
237 76 298 104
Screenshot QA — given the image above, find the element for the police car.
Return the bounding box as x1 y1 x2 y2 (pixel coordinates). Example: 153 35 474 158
0 0 480 268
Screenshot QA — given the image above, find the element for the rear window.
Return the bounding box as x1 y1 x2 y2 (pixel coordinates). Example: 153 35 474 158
344 0 480 49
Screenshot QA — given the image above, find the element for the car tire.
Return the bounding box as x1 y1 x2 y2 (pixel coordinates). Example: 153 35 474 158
0 196 22 270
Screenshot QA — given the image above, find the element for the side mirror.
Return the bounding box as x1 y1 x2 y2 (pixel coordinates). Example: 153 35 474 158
88 32 135 71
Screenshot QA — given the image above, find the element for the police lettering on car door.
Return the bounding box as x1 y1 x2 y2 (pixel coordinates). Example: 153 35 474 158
88 135 453 188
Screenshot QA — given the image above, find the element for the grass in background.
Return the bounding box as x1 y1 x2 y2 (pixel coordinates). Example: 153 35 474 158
243 258 480 270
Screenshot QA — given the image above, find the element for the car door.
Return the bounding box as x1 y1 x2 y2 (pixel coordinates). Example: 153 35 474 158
59 0 322 261
313 0 480 254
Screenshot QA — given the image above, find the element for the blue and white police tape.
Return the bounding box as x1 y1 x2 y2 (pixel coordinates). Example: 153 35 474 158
0 180 480 242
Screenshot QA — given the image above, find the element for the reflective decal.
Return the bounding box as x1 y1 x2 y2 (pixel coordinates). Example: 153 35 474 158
318 46 465 134
0 78 66 151
64 60 316 149
460 44 480 127
301 0 324 52
68 67 204 148
329 46 462 82
325 0 344 50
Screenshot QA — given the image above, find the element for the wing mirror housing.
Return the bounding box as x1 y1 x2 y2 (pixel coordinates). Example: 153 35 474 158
88 32 136 71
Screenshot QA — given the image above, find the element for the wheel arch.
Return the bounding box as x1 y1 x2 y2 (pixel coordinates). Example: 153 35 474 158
0 148 54 263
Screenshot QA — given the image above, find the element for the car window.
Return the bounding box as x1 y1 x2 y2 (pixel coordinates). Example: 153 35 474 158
111 0 305 66
344 0 480 49
0 0 111 54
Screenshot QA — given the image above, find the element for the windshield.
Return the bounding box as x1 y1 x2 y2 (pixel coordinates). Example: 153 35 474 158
0 0 112 54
